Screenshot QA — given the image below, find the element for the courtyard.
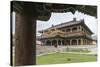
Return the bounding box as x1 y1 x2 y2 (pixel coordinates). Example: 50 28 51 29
36 45 97 64
11 1 97 65
36 53 97 65
36 45 97 55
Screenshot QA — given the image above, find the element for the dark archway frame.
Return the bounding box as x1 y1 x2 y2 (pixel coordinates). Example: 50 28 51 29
10 1 97 66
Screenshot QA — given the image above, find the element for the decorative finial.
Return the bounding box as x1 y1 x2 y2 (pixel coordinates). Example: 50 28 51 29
73 18 76 21
52 24 54 27
81 19 84 23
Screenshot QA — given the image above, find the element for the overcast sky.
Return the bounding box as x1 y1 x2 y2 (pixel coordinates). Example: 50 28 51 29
36 11 97 36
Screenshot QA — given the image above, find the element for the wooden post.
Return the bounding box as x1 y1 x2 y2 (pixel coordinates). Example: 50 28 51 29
15 12 36 66
61 40 63 46
51 40 52 46
81 38 83 45
77 39 79 45
70 39 72 45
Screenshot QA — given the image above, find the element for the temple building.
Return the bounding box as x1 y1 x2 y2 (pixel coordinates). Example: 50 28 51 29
38 18 94 46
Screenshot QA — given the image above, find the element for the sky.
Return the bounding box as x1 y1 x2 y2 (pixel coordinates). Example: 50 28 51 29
36 11 97 36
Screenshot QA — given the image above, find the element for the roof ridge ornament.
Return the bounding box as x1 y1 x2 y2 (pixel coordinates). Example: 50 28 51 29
73 18 76 21
80 19 85 23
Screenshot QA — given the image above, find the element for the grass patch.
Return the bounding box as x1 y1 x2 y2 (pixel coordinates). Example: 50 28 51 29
36 53 97 65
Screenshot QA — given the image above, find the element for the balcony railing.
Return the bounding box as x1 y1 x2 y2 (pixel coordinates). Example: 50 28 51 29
64 31 85 37
40 31 88 39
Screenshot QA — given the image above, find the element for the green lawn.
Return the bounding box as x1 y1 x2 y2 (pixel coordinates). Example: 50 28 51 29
36 53 97 65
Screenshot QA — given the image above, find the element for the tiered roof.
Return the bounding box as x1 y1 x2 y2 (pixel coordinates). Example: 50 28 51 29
39 19 93 34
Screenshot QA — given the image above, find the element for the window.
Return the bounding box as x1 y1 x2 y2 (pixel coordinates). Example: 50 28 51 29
72 27 77 32
66 29 71 32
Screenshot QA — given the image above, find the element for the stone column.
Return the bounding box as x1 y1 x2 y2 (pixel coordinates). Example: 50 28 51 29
15 12 36 65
